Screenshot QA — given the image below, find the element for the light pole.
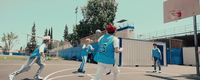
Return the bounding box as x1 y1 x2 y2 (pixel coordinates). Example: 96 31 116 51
75 6 78 25
75 0 78 26
169 38 172 64
193 15 199 75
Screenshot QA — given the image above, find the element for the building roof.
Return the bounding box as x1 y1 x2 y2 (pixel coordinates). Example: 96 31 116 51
117 19 127 23
117 24 134 31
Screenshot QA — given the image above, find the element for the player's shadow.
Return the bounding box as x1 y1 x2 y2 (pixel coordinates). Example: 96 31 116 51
145 74 176 80
22 78 42 80
146 71 156 73
72 71 85 77
22 78 33 80
174 74 200 80
72 71 79 74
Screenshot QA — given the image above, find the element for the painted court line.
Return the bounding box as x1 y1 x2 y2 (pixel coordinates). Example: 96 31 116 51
44 67 95 80
47 73 97 80
43 68 77 80
46 72 141 80
48 73 95 80
46 69 142 80
44 66 153 80
48 74 78 80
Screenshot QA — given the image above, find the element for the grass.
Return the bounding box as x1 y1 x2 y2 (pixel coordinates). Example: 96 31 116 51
0 55 27 60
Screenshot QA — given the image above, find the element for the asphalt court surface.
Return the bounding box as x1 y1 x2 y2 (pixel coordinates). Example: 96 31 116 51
0 59 199 80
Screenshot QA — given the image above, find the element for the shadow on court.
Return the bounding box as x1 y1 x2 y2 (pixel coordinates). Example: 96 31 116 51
22 78 42 80
22 78 33 80
145 71 155 73
174 74 200 80
145 74 176 80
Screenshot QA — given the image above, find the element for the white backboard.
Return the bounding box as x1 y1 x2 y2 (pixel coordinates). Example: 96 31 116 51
164 0 200 23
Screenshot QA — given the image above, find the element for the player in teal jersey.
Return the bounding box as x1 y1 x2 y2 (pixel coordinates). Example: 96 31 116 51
9 36 51 80
91 23 120 80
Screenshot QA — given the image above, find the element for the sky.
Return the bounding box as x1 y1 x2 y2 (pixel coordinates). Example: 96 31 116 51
0 0 200 50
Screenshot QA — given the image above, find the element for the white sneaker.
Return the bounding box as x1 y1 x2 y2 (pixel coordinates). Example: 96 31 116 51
38 76 43 79
34 76 43 80
9 74 15 80
158 71 161 73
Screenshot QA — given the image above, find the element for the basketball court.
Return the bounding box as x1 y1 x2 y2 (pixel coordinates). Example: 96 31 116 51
1 0 200 80
0 59 199 80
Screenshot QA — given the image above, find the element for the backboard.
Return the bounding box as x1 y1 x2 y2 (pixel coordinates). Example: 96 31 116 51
164 0 200 23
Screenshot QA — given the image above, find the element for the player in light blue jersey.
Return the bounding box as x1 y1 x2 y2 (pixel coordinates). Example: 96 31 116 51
77 38 94 73
91 23 120 80
9 36 51 80
152 43 162 73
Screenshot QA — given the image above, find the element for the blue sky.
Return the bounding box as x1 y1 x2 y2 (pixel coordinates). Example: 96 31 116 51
0 0 199 50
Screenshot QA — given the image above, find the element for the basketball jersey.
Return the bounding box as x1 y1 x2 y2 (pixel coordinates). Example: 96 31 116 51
152 48 161 58
30 44 47 58
94 34 115 64
81 44 93 56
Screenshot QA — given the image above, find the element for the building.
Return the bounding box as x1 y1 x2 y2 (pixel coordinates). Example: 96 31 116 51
80 24 135 44
116 24 134 39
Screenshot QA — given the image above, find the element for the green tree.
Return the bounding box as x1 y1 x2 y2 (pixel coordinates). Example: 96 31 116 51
49 27 53 49
50 27 53 40
19 46 23 53
30 23 36 46
44 29 48 36
75 0 118 38
47 28 52 49
67 33 79 47
63 24 69 41
25 23 37 53
48 29 51 36
63 25 79 47
1 32 18 52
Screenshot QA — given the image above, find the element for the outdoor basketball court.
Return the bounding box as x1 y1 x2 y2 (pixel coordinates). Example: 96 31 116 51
0 59 199 80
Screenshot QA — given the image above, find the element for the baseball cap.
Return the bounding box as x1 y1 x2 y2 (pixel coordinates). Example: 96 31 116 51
96 29 101 33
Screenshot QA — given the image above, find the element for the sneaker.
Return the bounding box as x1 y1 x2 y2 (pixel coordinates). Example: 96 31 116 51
77 69 82 72
158 71 161 73
106 71 111 75
81 71 85 74
9 74 15 80
34 76 43 80
153 70 156 73
78 69 85 73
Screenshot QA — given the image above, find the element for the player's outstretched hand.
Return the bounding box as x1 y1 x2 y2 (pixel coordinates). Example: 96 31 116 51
119 48 123 52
